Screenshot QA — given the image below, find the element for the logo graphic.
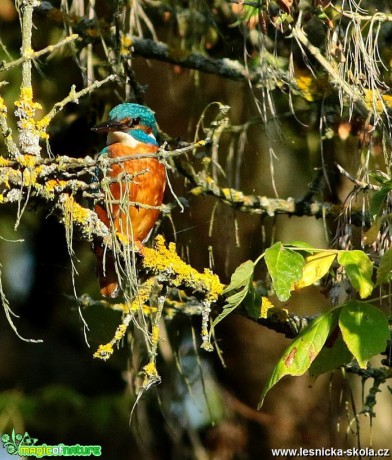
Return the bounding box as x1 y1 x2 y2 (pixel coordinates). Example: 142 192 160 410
1 430 101 457
2 430 38 455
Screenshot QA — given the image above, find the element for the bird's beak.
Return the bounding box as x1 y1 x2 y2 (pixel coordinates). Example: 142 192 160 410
91 119 125 133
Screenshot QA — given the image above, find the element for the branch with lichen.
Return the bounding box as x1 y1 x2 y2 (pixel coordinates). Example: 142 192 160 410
33 0 391 126
175 156 360 221
0 134 372 354
84 236 320 397
0 137 371 246
0 34 79 73
34 2 287 88
291 27 370 120
127 37 258 83
43 75 118 126
15 0 48 158
91 236 224 391
0 1 115 161
0 96 19 158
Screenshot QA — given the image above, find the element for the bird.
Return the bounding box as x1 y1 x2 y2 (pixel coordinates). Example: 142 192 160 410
91 103 166 298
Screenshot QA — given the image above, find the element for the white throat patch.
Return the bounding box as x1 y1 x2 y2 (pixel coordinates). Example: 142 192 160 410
107 131 156 148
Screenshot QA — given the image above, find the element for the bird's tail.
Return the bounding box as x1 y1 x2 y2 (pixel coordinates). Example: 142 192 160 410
93 242 120 298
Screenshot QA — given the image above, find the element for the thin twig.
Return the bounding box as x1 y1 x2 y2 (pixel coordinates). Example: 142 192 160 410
331 6 392 23
291 27 370 119
45 74 118 123
0 34 79 73
336 163 381 191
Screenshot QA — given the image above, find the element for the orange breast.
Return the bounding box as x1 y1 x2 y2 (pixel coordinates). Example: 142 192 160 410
95 143 166 243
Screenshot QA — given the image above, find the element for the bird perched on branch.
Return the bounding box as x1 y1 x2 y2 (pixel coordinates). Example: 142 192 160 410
92 103 166 298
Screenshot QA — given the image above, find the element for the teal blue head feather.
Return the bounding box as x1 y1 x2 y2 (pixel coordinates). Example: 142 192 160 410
92 103 158 146
108 103 158 137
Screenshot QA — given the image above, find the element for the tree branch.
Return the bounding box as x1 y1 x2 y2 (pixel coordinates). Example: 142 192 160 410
0 34 79 73
128 37 253 82
34 2 286 87
176 156 350 220
291 27 370 119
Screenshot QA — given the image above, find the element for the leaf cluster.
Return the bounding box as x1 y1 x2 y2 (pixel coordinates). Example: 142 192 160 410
218 242 392 407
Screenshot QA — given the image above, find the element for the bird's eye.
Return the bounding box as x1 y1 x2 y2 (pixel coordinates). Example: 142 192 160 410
130 117 141 127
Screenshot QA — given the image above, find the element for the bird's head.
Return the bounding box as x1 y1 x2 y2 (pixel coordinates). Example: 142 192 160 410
92 103 158 147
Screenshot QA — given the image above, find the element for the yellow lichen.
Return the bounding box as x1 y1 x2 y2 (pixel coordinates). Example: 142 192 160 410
15 87 42 113
116 232 131 245
17 154 38 168
114 323 127 341
126 278 156 314
94 239 223 363
201 327 210 339
260 296 275 319
63 194 90 224
296 75 317 102
0 97 7 114
35 115 50 139
120 34 132 56
14 87 49 140
190 186 204 196
143 235 224 302
143 361 158 378
22 168 37 187
0 157 11 166
364 89 392 113
151 325 159 347
222 187 243 201
93 343 114 360
45 179 67 192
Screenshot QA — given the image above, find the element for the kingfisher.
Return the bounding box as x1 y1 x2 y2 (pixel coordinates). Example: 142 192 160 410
92 103 166 297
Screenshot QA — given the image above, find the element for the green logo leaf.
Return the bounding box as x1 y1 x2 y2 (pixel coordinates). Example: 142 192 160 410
339 301 389 368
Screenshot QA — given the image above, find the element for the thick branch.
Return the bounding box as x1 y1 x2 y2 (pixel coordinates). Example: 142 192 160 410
176 157 346 220
129 37 253 82
34 2 284 87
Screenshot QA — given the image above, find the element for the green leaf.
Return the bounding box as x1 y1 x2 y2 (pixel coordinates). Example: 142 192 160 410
214 260 255 327
213 289 248 328
223 260 254 294
265 242 304 301
370 184 392 217
368 173 391 185
364 217 383 245
258 308 339 408
309 331 352 379
376 248 392 286
288 241 315 253
243 283 260 320
339 301 389 368
337 250 374 299
294 252 337 289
